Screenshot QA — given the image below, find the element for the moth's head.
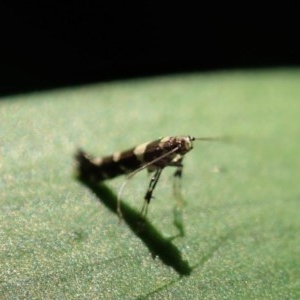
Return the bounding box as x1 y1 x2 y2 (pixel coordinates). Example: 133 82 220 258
176 136 195 153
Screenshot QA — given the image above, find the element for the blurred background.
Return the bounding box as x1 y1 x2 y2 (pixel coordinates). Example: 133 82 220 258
1 2 299 96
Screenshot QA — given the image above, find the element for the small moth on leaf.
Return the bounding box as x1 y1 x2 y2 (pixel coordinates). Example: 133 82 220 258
76 135 222 220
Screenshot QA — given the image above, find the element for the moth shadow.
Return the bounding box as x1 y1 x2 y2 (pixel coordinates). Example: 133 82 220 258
77 177 192 276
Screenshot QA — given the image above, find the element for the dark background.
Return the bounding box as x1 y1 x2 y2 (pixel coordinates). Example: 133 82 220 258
1 3 299 96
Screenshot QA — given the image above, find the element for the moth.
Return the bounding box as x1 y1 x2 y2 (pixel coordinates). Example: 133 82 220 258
76 135 220 219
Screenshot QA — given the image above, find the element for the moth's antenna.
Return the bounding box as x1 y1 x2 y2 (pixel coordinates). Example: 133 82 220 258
194 136 231 142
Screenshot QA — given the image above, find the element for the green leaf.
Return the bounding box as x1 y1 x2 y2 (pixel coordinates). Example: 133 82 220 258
1 69 300 299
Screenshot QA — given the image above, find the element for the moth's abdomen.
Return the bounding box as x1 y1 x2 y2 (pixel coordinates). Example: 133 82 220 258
76 150 108 181
75 148 143 181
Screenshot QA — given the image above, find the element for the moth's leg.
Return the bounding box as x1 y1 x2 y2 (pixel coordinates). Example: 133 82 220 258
169 158 184 207
141 168 163 219
170 158 185 236
117 174 134 221
117 196 123 221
